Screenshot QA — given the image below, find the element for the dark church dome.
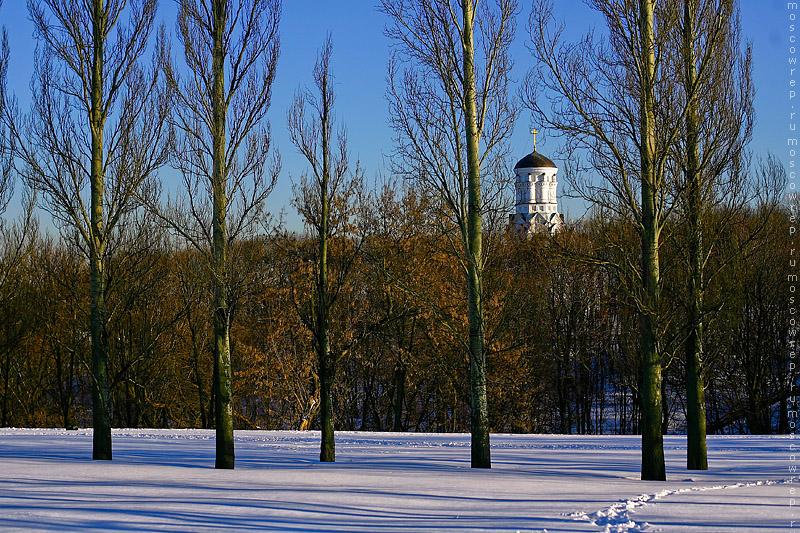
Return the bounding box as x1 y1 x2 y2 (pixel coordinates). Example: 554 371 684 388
514 151 557 169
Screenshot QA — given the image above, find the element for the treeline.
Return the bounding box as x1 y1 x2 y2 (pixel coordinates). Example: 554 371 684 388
0 0 791 477
0 198 789 437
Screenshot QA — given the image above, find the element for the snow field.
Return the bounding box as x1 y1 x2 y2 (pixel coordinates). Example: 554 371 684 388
0 429 790 532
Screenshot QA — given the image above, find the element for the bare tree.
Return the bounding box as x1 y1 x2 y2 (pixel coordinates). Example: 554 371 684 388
0 0 12 211
156 0 281 469
671 0 756 470
381 0 517 469
286 36 365 462
526 0 734 480
6 0 167 460
0 0 38 344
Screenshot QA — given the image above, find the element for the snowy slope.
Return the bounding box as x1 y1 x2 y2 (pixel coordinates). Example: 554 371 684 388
0 429 790 532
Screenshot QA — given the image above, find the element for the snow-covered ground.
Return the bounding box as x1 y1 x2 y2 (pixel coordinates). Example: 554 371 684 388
0 429 791 532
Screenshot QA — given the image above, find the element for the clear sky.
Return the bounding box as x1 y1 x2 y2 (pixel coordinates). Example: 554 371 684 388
0 1 790 227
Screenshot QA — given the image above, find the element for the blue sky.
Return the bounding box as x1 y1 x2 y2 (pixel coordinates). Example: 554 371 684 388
0 1 789 226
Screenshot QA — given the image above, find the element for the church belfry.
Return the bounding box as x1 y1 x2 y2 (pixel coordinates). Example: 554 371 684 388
509 132 564 235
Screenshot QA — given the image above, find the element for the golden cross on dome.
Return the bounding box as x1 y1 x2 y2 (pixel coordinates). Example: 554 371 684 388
531 129 539 152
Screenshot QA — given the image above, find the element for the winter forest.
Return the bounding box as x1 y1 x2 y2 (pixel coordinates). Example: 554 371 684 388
0 0 791 494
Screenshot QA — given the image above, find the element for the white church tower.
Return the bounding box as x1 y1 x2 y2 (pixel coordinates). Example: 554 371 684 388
509 130 564 236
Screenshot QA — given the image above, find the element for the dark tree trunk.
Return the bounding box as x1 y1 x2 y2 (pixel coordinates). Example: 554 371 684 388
90 0 111 461
638 0 666 482
211 0 234 469
317 47 335 462
682 0 708 471
461 0 491 470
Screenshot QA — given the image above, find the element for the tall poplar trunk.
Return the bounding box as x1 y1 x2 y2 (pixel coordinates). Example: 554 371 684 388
461 0 491 469
211 0 234 469
682 0 708 470
90 0 111 461
318 67 334 462
638 0 666 481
